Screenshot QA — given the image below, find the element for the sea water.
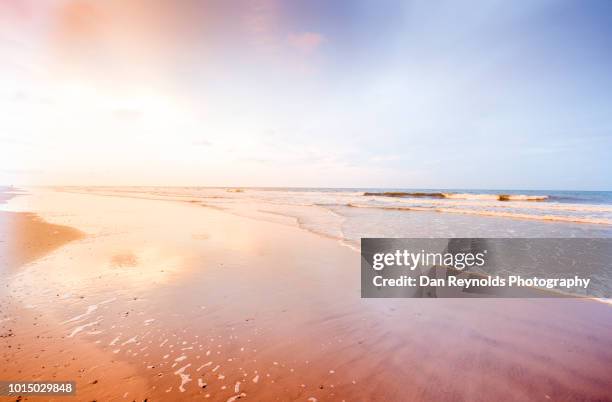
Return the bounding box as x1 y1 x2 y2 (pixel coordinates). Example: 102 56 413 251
61 186 612 249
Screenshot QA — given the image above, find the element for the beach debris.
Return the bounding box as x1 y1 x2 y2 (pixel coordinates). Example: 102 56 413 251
0 329 14 338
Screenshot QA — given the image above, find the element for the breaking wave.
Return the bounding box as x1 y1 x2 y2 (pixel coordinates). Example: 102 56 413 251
363 192 548 201
347 203 611 225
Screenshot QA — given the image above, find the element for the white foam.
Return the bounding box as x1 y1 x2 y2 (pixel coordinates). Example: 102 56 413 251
62 305 98 324
174 363 192 392
62 298 116 325
121 336 138 346
67 319 101 338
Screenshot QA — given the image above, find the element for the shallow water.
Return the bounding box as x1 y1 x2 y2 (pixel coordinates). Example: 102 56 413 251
55 187 612 247
1 188 611 401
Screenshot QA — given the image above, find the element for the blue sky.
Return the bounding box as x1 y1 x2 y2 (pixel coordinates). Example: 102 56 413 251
1 0 611 189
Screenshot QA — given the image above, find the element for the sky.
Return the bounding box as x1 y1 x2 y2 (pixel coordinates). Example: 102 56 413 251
1 0 611 189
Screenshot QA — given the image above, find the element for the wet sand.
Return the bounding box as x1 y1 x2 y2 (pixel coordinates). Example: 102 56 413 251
1 188 611 401
1 191 147 401
0 188 82 271
0 211 83 272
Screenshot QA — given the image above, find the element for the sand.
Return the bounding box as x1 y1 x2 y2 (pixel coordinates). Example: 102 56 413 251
1 188 611 401
0 211 83 273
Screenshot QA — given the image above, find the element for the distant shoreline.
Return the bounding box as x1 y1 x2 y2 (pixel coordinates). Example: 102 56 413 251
1 188 610 401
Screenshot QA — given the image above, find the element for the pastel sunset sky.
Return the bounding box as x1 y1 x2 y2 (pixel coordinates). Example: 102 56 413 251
1 0 611 189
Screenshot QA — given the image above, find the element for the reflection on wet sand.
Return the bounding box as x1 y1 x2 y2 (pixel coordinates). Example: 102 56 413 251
0 211 83 272
1 188 611 401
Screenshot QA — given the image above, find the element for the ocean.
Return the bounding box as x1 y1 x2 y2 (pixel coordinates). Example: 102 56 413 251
56 187 612 249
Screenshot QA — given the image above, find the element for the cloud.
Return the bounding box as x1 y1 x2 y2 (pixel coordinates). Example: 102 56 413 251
287 32 325 54
113 108 142 120
243 0 283 52
1 168 43 175
192 139 212 147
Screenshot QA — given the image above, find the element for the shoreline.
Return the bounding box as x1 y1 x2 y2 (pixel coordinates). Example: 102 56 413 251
0 211 84 273
0 192 150 401
48 187 612 242
1 188 611 401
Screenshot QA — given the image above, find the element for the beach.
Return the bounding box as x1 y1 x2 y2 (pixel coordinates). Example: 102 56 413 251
1 187 611 401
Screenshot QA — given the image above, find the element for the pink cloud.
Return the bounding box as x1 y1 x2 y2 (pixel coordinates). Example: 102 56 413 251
287 32 325 54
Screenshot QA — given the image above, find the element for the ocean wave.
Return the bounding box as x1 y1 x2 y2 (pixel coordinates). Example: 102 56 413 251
363 191 446 198
444 193 548 201
363 192 548 201
347 203 612 225
379 197 612 213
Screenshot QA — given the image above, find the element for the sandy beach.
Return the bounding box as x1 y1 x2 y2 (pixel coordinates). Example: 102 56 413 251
1 188 611 401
